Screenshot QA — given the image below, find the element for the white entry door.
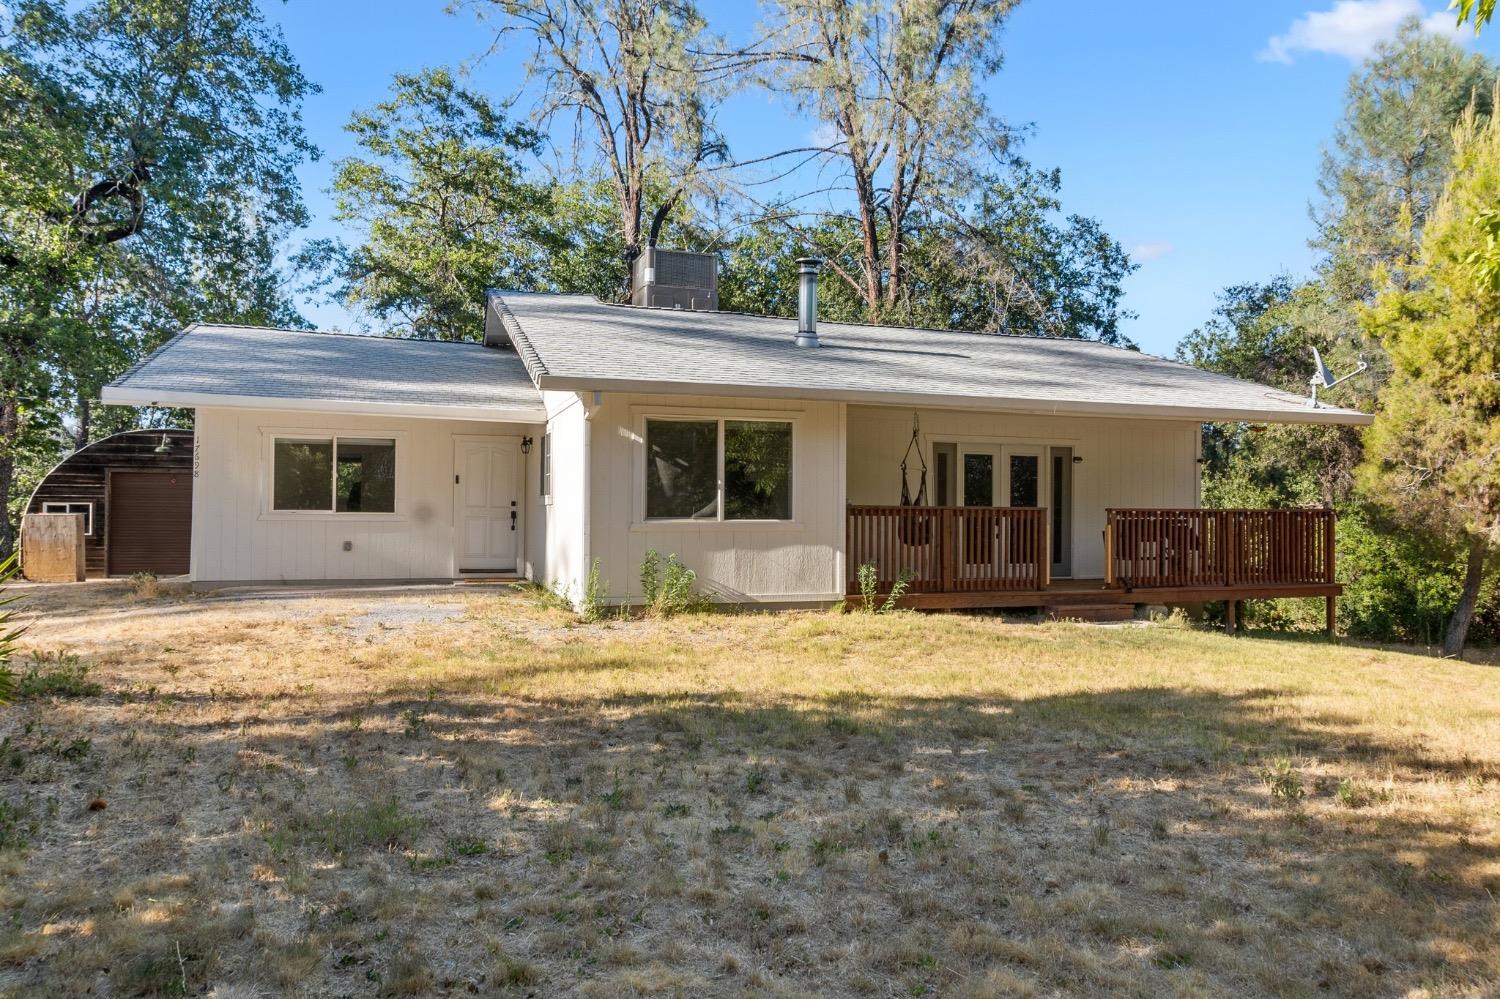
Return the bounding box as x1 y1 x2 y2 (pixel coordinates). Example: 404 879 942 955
453 437 520 573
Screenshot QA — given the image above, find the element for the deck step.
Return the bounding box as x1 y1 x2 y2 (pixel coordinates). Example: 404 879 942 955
1046 603 1137 623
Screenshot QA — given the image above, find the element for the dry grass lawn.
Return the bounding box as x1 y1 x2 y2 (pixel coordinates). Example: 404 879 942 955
0 581 1497 998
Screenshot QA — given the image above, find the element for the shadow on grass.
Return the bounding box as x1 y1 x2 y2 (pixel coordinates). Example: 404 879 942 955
4 679 1497 996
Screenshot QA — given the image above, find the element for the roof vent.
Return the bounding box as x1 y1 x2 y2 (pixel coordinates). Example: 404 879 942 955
631 248 718 311
794 257 821 348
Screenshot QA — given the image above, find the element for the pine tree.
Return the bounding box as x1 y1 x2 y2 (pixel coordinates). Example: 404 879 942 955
1360 86 1500 658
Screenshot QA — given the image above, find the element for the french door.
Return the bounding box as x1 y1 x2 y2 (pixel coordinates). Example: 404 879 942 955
958 445 1042 508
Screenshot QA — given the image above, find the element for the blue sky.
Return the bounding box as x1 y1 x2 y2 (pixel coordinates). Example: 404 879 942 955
267 0 1496 357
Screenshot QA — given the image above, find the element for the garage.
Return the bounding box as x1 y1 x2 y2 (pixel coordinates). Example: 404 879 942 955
106 469 192 575
25 429 194 577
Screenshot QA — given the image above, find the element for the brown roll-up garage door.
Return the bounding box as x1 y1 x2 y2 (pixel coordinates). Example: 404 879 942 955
107 471 192 575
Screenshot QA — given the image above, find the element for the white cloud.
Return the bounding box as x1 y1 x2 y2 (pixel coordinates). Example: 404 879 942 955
1259 0 1467 64
1129 241 1174 263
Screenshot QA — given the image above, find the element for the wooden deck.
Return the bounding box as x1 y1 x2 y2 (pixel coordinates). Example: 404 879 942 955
847 506 1341 632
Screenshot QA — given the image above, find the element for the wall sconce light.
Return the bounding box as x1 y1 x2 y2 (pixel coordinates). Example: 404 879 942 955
520 436 534 454
1071 455 1084 464
153 433 173 454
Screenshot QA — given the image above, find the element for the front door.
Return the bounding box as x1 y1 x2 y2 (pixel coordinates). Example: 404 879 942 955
957 445 1043 508
956 446 999 567
958 444 1045 571
453 438 520 573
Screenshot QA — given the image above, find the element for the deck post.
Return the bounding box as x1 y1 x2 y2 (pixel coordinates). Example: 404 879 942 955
940 508 955 592
1225 598 1237 635
1104 513 1115 586
1325 594 1336 637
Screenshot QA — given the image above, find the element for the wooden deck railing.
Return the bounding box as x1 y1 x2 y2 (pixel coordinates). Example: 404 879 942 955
846 505 1048 594
1105 508 1335 590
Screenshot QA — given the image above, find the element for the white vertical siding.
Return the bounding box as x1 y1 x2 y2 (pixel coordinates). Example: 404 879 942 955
531 390 590 599
845 405 1201 578
188 397 1201 595
191 407 541 585
586 393 846 603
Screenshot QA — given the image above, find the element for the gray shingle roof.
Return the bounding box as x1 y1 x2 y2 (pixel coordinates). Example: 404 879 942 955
103 324 546 421
491 293 1371 425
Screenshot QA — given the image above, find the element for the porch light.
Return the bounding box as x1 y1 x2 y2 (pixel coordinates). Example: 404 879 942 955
521 436 534 454
153 433 173 454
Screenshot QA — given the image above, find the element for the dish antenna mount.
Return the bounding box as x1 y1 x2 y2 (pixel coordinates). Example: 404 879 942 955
1307 346 1368 409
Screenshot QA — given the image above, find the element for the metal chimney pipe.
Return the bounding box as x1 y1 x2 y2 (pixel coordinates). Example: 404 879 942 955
794 257 821 347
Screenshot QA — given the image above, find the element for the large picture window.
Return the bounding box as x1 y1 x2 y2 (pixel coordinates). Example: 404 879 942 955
272 436 396 513
644 417 793 522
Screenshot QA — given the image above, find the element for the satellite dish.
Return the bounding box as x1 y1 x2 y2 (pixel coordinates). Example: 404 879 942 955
1307 346 1369 408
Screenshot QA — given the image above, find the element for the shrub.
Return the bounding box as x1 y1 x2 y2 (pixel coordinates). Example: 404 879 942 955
1262 758 1304 803
639 548 661 606
580 558 609 623
0 555 24 702
857 563 879 612
855 563 911 614
638 549 713 616
128 571 160 599
521 581 573 613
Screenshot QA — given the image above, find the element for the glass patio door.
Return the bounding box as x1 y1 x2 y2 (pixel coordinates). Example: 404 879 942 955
958 445 1045 572
957 445 1044 509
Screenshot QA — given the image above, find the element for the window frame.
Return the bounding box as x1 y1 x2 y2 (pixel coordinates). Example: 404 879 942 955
41 501 93 536
634 409 800 528
260 429 405 521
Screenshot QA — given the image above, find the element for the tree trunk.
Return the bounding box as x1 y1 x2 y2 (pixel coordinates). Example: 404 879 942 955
1442 534 1488 658
849 159 884 320
75 394 92 452
0 395 17 561
620 179 644 299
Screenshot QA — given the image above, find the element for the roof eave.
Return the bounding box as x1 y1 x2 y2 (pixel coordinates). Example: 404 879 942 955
100 385 547 424
531 375 1373 426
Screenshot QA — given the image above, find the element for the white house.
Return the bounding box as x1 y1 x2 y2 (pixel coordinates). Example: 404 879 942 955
102 253 1369 624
